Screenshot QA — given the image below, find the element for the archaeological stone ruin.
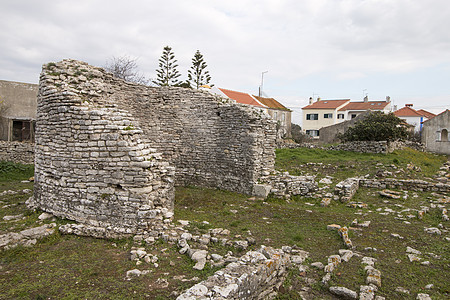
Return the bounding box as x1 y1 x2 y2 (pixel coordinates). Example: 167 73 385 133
29 59 277 236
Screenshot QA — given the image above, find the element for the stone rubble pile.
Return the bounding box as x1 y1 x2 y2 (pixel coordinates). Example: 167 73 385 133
334 178 360 202
257 171 317 199
176 245 307 300
0 223 56 249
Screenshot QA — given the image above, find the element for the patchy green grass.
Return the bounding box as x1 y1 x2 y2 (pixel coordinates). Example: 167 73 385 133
1 147 449 299
0 161 34 182
275 147 447 181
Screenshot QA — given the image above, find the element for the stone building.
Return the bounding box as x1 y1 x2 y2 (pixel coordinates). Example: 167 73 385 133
421 109 450 155
30 59 276 236
0 80 38 142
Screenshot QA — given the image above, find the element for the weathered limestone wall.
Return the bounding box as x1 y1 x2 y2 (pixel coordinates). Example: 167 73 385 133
0 141 34 164
114 87 276 194
32 59 276 234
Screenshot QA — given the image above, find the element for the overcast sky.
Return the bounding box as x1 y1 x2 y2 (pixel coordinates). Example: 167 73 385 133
1 0 449 124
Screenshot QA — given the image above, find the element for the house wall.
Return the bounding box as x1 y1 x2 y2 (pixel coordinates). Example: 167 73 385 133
319 112 369 144
31 59 276 235
266 108 292 138
302 108 337 136
0 80 38 141
398 116 423 132
422 110 450 155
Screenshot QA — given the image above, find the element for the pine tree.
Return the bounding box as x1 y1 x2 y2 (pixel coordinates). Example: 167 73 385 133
188 50 212 89
153 46 181 86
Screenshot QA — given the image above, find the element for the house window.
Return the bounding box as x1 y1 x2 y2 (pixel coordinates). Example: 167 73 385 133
351 114 357 119
324 113 333 119
306 130 319 137
442 129 449 142
306 114 318 120
273 112 278 119
337 114 344 119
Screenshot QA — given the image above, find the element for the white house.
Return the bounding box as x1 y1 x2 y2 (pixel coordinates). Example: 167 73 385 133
393 104 435 132
302 96 391 138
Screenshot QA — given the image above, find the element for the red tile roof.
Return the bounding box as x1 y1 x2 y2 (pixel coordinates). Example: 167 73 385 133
416 109 436 119
394 106 423 117
339 101 390 111
253 95 290 111
302 99 350 109
218 88 264 107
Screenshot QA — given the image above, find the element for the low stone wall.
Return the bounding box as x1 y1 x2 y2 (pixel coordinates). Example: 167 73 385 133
0 141 34 164
177 246 291 300
328 140 424 154
360 178 450 193
329 141 391 154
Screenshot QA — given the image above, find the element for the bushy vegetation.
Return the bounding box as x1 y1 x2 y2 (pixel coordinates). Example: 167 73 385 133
338 111 409 142
290 123 311 144
0 161 34 181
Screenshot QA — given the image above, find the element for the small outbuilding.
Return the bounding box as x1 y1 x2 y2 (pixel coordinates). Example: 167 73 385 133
0 80 38 142
421 109 450 155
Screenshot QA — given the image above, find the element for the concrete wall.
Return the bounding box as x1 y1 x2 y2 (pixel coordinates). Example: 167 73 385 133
302 108 337 136
319 112 369 144
0 80 38 141
422 110 450 155
32 59 276 235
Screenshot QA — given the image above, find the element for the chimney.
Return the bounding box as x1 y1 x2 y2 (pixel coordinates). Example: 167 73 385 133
405 104 413 108
309 97 313 105
386 96 391 102
363 95 368 102
316 97 321 102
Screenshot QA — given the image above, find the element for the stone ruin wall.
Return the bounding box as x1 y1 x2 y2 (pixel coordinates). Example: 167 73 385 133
0 141 34 165
31 59 276 235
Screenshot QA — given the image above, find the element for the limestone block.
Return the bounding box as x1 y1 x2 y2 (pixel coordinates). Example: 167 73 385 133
329 286 358 299
253 184 272 198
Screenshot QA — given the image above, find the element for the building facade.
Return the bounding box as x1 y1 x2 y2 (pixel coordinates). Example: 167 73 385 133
302 97 391 138
208 87 292 138
394 104 435 132
421 110 450 155
0 80 38 142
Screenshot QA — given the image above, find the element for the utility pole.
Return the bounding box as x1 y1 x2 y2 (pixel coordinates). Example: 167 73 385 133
259 71 268 97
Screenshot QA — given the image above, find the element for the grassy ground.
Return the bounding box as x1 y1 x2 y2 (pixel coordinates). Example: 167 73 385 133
0 148 448 299
275 147 447 182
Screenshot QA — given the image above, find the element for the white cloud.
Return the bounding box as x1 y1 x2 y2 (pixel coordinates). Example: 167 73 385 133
0 0 448 122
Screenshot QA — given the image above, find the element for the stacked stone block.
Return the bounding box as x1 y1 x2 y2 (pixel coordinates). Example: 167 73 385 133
0 141 34 164
32 59 277 235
